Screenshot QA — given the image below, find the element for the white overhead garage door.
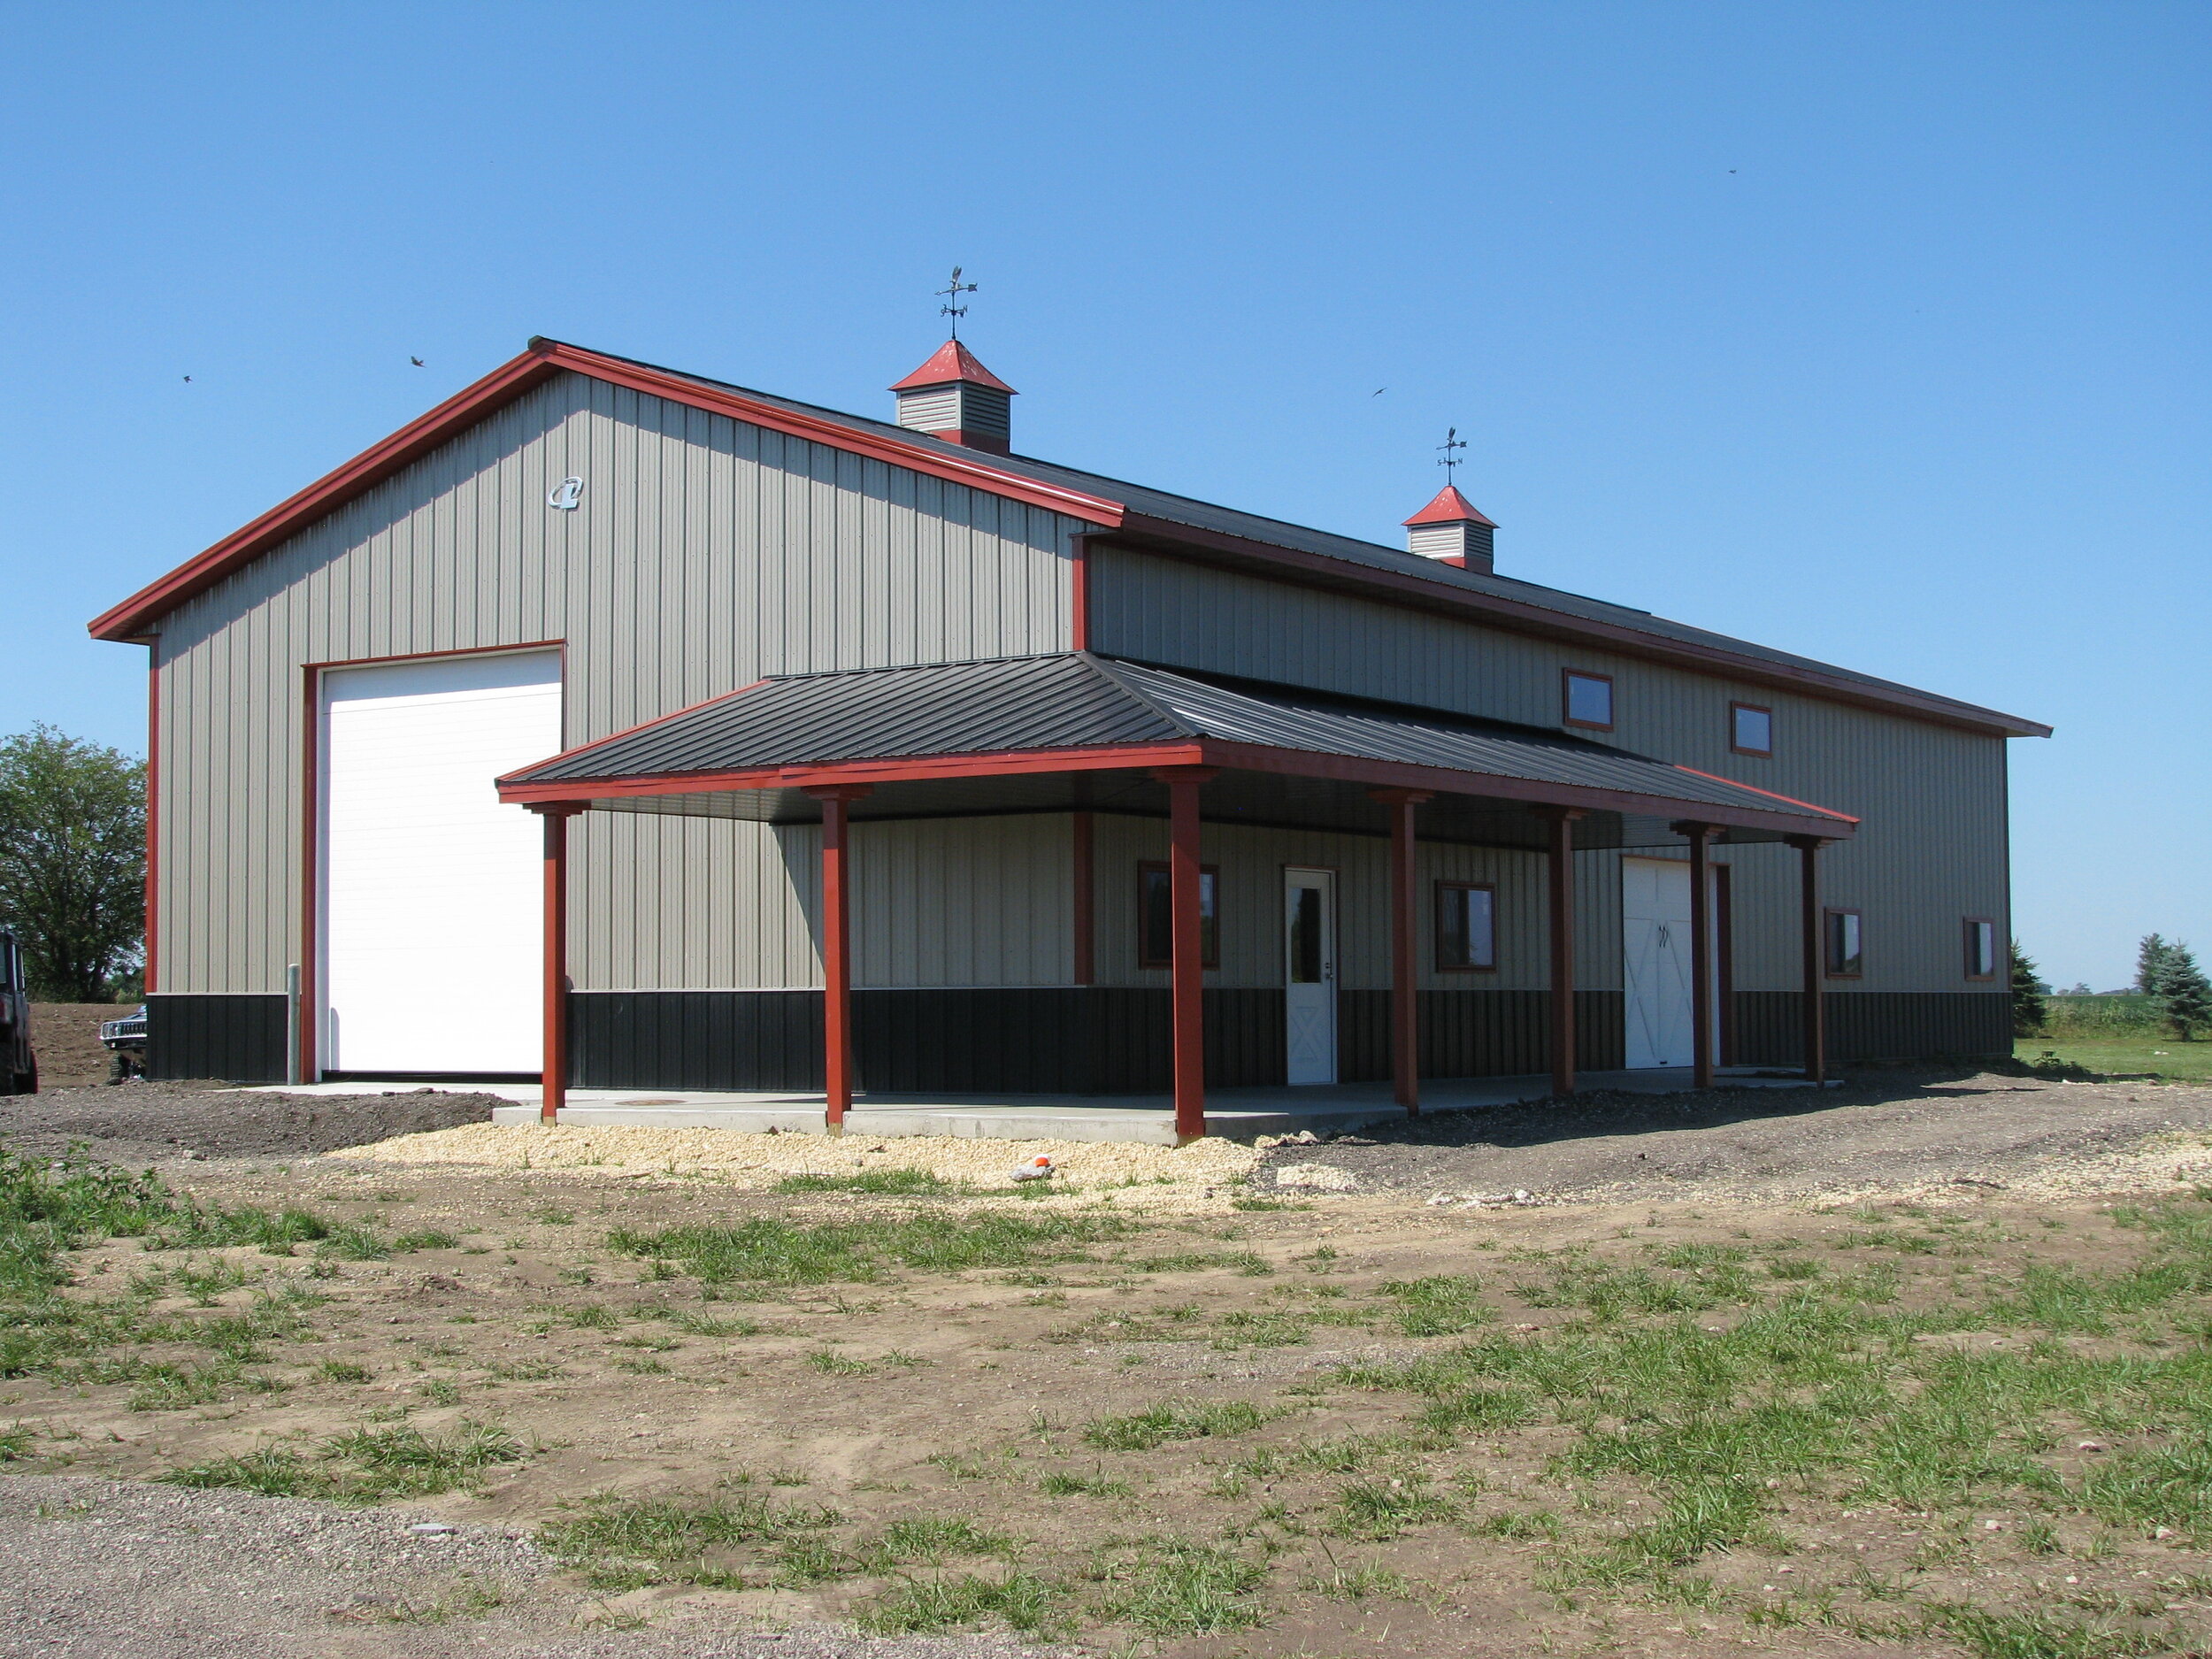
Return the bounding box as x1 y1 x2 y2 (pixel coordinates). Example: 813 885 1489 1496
319 650 563 1075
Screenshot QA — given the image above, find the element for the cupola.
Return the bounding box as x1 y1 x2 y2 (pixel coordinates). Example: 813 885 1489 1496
1403 485 1498 574
890 341 1017 454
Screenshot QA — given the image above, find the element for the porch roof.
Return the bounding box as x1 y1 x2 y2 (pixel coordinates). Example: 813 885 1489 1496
496 653 1858 848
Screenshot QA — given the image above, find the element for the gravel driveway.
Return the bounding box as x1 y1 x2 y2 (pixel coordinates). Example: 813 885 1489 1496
1256 1066 2212 1202
0 1476 1061 1659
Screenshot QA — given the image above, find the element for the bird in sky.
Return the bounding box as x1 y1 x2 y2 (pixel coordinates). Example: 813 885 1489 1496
1371 387 1387 396
410 356 425 366
181 375 192 383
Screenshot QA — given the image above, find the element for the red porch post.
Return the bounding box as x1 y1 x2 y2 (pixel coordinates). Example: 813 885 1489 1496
1676 822 1719 1089
1536 806 1585 1097
1371 788 1432 1114
534 803 580 1123
1153 766 1218 1142
1787 834 1831 1083
806 785 873 1133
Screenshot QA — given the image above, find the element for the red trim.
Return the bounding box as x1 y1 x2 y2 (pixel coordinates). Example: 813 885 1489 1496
1716 864 1735 1065
143 656 159 994
1071 535 1091 652
1667 764 1858 825
1375 790 1425 1112
1729 702 1774 758
1104 516 2050 740
1540 807 1582 1097
298 665 319 1078
537 807 577 1121
1683 823 1717 1089
89 342 1122 643
1137 859 1221 970
807 786 871 1127
304 641 569 1081
1786 834 1831 1082
498 733 1856 839
1071 810 1094 986
1160 770 1213 1140
500 741 1210 800
1433 879 1499 972
1562 668 1615 732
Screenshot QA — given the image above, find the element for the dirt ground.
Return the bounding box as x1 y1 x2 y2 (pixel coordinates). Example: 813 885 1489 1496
25 1002 129 1089
8 1069 2212 1658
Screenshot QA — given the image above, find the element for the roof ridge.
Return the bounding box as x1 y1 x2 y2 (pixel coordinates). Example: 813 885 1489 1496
1081 652 1204 741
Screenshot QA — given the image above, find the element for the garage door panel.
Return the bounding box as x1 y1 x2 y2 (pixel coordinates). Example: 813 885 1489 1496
321 653 562 1075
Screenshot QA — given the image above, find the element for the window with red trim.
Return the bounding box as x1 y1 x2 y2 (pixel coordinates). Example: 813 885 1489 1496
1963 918 1997 980
1825 909 1863 979
1139 862 1219 969
1731 702 1773 757
1563 670 1614 731
1436 881 1497 971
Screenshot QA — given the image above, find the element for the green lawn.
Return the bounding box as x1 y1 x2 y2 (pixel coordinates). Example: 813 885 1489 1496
2016 1035 2212 1082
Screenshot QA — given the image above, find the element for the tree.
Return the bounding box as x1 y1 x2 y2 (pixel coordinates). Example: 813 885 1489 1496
0 725 147 1000
2137 934 2175 995
2159 942 2212 1041
2010 940 2047 1036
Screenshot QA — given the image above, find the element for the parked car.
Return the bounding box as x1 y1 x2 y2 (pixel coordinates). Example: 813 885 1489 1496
0 928 34 1094
101 1003 148 1082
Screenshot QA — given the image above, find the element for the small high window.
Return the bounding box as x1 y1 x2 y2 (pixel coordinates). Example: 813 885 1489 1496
1963 918 1997 980
1435 882 1497 972
1825 909 1863 979
1139 861 1219 969
1731 703 1773 757
1563 670 1614 731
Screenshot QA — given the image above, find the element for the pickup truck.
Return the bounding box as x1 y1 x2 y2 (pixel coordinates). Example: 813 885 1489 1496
101 1003 148 1082
0 928 34 1094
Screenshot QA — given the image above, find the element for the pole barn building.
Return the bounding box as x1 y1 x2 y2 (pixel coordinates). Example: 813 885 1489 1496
90 335 2048 1137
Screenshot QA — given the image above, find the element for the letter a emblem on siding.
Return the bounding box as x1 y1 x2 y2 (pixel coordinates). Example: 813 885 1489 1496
548 476 585 511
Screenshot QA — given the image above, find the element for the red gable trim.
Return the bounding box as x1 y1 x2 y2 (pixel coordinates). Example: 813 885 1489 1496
88 341 1120 643
495 734 1858 841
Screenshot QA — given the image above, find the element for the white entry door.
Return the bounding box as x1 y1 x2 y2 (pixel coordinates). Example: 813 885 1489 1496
1284 868 1337 1085
1622 856 1722 1069
320 650 563 1075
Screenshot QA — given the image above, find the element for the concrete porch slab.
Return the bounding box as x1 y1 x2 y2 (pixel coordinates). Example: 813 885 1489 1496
246 1067 1830 1145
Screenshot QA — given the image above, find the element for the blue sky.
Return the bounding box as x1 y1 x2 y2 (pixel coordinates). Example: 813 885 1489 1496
2 3 2204 990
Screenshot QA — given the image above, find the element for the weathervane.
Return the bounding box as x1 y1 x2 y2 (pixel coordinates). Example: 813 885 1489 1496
1436 426 1468 483
937 266 978 339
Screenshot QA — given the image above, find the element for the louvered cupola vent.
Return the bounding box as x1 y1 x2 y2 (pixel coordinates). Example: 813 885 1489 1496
1403 485 1498 574
890 340 1018 454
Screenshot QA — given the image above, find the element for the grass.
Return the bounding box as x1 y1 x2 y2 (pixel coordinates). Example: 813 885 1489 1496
1380 1272 1493 1336
162 1419 525 1503
536 1489 846 1590
774 1168 953 1195
606 1210 1129 1286
1081 1399 1278 1451
2016 1036 2212 1083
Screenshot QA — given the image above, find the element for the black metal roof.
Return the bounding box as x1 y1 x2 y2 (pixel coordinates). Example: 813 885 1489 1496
506 653 1854 838
557 342 2043 737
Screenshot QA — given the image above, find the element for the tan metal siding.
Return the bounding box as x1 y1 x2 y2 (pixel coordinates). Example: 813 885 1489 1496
150 372 1087 995
1091 546 2010 995
1089 814 1588 993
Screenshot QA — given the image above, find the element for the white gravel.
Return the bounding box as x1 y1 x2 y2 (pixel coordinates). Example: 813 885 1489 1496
325 1123 1259 1212
0 1474 1069 1659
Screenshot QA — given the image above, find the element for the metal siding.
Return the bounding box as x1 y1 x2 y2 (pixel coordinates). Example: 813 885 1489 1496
151 372 1083 995
1091 548 2009 996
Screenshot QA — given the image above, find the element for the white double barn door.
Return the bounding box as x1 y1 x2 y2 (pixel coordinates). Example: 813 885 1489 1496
1621 856 1720 1070
319 651 563 1076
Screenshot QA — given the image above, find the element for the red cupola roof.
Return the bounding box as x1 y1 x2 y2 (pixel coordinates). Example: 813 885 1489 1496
1403 484 1497 529
889 339 1018 395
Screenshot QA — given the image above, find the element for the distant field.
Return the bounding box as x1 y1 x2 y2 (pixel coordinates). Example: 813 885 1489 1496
2016 1033 2212 1081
